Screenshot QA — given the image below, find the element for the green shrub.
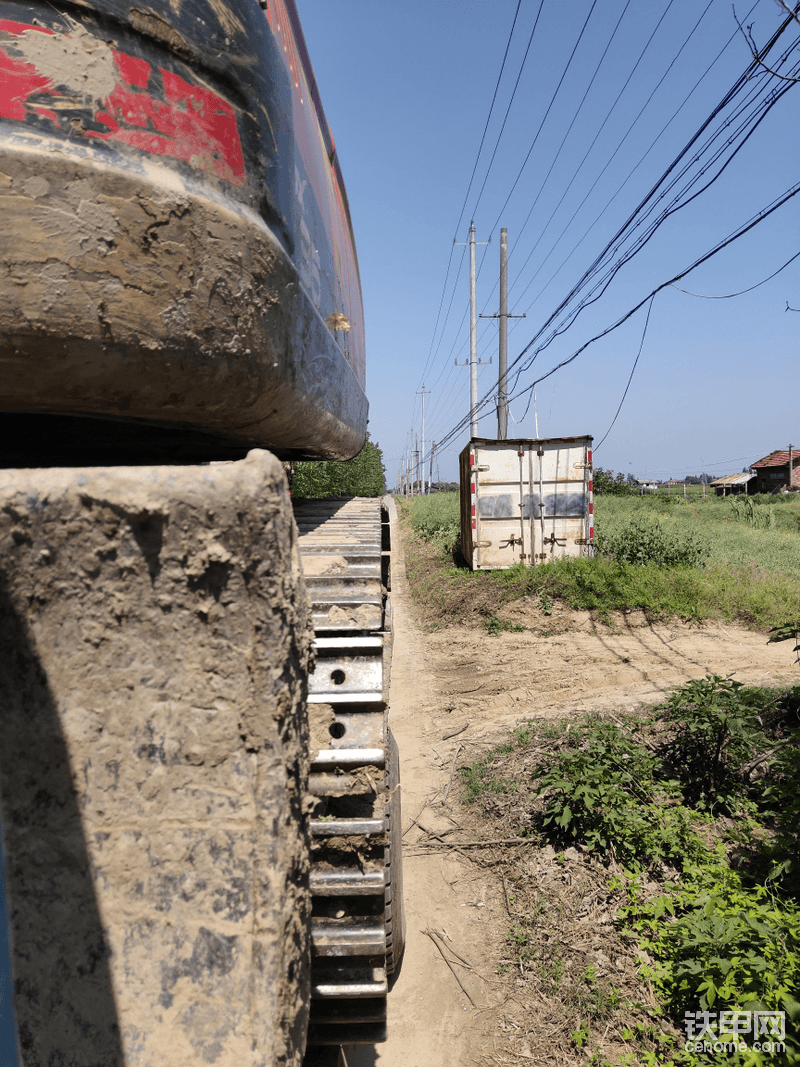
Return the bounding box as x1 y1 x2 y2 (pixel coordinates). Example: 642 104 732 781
594 467 637 495
625 859 800 1018
532 719 703 870
598 515 711 569
656 676 777 813
293 434 386 496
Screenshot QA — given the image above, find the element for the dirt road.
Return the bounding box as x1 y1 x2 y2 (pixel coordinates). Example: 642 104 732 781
345 501 797 1067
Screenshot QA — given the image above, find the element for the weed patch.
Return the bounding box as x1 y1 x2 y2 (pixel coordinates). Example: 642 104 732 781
457 679 800 1065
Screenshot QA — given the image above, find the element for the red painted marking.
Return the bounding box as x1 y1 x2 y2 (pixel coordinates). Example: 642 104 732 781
588 480 593 493
0 22 245 186
470 481 475 494
115 52 149 89
589 502 594 514
0 20 53 35
589 526 594 539
472 519 476 530
471 504 476 517
587 450 592 463
0 23 55 121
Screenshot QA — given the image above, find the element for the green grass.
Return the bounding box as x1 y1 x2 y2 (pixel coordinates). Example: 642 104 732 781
400 491 800 631
399 490 460 552
596 494 800 578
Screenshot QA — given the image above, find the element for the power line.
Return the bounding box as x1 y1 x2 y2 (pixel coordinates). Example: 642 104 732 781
415 0 524 388
468 0 547 220
668 248 800 298
594 295 655 451
485 0 601 235
434 179 800 454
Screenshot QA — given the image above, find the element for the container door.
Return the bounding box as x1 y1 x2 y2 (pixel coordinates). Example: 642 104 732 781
525 442 590 564
473 446 528 569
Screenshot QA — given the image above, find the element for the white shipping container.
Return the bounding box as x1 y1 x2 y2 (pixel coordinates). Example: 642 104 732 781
459 437 594 570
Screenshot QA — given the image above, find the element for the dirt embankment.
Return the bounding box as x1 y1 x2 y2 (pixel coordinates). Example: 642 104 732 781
345 502 797 1067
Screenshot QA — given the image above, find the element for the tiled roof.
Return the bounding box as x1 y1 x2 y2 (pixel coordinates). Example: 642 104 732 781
753 449 796 467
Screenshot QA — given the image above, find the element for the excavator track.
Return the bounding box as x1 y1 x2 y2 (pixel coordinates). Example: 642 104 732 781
293 497 404 1050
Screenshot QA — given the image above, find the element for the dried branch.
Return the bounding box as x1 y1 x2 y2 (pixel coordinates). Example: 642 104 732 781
733 3 800 83
442 743 464 804
423 928 477 1006
410 836 538 850
442 721 470 741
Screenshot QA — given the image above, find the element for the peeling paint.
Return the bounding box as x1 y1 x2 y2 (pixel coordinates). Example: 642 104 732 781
0 20 245 185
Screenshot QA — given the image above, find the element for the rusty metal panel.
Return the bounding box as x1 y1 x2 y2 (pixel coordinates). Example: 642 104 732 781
459 437 594 570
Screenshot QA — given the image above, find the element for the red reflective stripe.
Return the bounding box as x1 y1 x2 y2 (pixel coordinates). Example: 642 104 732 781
589 502 594 514
588 450 592 463
471 504 476 517
588 480 593 492
590 526 594 539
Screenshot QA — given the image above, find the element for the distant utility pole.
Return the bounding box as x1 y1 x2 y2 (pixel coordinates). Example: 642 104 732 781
416 384 430 495
481 227 525 440
455 221 490 438
429 441 436 492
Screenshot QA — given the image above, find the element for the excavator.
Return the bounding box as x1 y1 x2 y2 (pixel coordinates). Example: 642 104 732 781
0 0 403 1062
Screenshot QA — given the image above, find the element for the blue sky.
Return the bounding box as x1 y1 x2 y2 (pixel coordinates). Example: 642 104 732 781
301 0 799 486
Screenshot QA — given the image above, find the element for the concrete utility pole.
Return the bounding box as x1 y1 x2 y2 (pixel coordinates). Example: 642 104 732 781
481 227 525 440
416 385 429 495
455 221 490 438
429 441 436 491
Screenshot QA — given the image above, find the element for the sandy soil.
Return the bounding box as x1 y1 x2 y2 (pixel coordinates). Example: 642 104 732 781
344 502 797 1067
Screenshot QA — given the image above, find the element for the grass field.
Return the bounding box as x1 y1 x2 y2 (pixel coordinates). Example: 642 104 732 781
598 493 800 577
398 490 800 631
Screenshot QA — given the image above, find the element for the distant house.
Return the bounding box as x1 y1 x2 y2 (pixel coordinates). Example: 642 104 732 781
639 481 660 491
751 448 800 493
710 472 755 496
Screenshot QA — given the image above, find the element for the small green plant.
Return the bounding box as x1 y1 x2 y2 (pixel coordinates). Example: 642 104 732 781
484 614 525 635
539 593 554 615
622 858 800 1014
571 1020 590 1049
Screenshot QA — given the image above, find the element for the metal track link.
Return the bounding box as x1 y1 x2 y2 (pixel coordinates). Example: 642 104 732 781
293 497 397 1049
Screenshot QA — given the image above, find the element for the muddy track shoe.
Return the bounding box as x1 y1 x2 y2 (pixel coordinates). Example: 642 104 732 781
294 497 404 1048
